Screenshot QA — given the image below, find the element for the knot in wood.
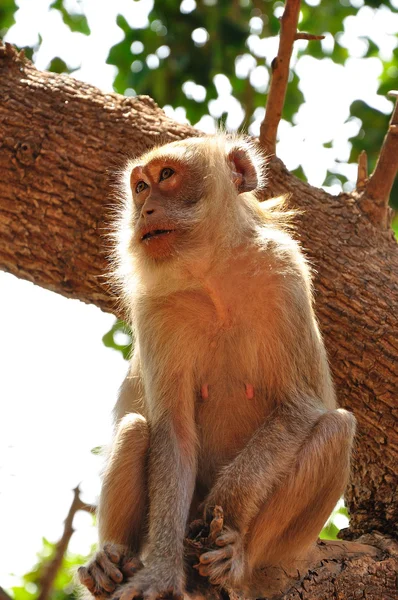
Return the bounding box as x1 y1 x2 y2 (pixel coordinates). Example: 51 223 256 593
16 139 39 165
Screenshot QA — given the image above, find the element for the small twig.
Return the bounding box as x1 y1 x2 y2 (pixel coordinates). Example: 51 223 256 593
0 587 13 600
294 33 325 41
360 91 398 228
356 150 368 191
37 486 96 600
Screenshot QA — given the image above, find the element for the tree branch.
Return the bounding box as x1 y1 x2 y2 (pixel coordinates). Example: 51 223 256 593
358 91 398 228
356 149 368 190
259 0 301 154
185 521 397 599
294 32 325 41
1 42 398 543
0 588 13 600
37 486 95 600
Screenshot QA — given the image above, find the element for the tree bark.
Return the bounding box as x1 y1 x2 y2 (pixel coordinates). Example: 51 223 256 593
0 44 397 598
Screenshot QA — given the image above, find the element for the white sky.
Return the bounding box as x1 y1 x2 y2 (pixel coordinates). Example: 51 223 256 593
2 0 397 589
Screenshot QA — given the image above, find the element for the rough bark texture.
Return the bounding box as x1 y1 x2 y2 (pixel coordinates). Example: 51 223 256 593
0 45 397 598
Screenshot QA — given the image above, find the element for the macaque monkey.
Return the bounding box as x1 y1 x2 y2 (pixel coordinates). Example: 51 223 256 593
78 134 356 600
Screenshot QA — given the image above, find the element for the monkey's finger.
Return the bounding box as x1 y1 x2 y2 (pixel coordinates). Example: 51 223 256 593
97 551 124 583
208 570 229 586
119 586 141 600
104 543 124 564
157 591 184 600
215 532 236 547
78 566 96 592
90 563 117 595
197 560 229 580
121 557 144 578
199 546 233 565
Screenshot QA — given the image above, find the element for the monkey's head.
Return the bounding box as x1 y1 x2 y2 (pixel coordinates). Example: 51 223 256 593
117 134 267 290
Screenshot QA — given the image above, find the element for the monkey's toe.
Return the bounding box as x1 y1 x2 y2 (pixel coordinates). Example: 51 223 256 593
197 556 231 586
112 582 184 600
199 546 233 565
121 557 144 578
79 545 141 598
197 527 245 587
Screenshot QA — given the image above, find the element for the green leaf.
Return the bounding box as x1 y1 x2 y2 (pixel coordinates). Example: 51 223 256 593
102 319 133 361
291 165 307 182
47 56 76 74
0 0 17 36
320 520 340 540
50 0 90 35
392 214 398 240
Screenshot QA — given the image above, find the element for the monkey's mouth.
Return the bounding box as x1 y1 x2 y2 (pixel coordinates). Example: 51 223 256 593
141 229 175 241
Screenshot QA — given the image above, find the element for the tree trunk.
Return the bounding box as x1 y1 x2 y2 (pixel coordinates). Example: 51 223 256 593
0 43 397 598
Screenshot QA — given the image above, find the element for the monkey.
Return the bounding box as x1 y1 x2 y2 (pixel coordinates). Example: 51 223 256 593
78 134 356 600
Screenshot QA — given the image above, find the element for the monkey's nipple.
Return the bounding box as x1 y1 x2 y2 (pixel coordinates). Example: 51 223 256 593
245 383 254 399
201 384 209 400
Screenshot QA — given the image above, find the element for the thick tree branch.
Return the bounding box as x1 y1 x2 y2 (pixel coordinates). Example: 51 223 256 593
185 518 397 598
358 91 398 228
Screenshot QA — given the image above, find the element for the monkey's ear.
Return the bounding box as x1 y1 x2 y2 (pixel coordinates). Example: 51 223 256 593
227 146 259 193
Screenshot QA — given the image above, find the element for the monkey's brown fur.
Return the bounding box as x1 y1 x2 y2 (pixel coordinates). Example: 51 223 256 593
78 135 356 600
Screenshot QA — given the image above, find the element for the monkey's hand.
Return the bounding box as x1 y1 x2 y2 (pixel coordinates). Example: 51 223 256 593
78 543 143 598
196 507 245 587
110 564 184 600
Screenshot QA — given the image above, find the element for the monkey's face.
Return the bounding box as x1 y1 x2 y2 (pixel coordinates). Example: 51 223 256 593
127 136 263 263
130 152 205 261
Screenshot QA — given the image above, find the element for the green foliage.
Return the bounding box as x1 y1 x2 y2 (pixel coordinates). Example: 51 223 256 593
320 503 349 541
50 0 90 35
9 538 93 600
105 0 309 128
47 56 76 74
393 214 398 238
102 319 133 360
0 0 17 38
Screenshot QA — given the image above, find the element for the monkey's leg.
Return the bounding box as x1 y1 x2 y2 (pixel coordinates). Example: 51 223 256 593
198 408 355 588
246 408 355 571
78 413 148 598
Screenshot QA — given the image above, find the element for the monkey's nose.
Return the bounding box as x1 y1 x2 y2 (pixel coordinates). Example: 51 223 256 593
144 208 155 216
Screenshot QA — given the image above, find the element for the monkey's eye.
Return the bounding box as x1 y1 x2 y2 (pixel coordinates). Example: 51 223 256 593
159 167 174 182
135 180 148 194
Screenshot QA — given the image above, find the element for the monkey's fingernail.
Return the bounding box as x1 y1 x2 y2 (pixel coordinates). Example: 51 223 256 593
199 553 211 564
104 543 121 563
78 566 95 588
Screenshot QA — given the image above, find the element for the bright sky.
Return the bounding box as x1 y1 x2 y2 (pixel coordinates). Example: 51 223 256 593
2 0 397 589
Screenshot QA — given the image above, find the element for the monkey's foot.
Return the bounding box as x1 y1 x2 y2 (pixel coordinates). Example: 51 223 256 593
195 509 245 587
111 567 184 600
78 543 143 598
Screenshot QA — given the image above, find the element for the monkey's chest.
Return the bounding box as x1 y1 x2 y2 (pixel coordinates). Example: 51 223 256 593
194 336 273 489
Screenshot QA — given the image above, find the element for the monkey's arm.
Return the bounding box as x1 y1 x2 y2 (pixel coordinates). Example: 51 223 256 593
112 375 197 600
145 414 197 567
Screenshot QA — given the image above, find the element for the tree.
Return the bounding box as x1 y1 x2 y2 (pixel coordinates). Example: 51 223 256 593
1 0 397 597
